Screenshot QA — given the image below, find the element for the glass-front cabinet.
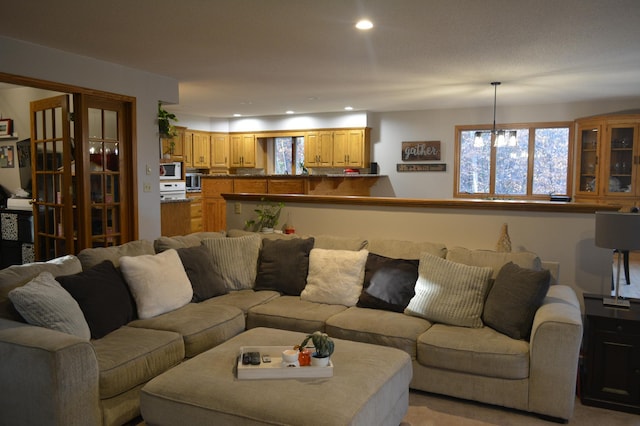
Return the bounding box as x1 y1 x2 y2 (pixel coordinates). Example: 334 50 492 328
575 114 640 207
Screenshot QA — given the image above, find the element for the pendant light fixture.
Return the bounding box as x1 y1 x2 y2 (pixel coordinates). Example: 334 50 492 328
491 82 506 147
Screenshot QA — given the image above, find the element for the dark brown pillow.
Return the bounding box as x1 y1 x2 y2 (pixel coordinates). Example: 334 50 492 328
176 244 227 302
255 237 315 295
482 262 551 340
357 253 419 312
56 260 135 339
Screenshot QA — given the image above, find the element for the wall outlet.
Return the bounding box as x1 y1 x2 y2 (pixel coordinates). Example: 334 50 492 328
234 202 242 214
143 182 152 193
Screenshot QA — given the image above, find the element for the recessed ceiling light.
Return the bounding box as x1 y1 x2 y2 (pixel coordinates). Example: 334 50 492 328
344 106 354 111
233 113 242 117
355 19 373 30
285 110 295 114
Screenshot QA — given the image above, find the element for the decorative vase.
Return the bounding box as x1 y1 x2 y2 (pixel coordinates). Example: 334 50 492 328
310 355 330 367
496 223 512 252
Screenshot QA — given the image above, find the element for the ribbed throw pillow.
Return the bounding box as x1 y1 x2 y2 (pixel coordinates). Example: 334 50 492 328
202 234 262 290
405 253 492 328
8 271 91 339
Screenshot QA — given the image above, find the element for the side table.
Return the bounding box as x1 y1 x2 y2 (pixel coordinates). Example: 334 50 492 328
581 293 640 414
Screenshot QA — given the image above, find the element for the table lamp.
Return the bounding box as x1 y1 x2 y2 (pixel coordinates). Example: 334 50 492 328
595 211 640 308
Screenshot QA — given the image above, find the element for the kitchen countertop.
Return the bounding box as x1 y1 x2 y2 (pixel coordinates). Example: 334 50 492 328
160 198 192 204
202 174 384 179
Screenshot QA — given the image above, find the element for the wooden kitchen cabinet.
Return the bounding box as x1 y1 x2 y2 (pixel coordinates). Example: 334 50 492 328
575 114 640 207
333 128 370 168
202 178 233 232
187 192 203 233
210 133 229 168
268 179 305 194
234 178 267 193
304 130 333 167
183 130 194 167
192 131 210 168
161 126 186 161
230 134 256 167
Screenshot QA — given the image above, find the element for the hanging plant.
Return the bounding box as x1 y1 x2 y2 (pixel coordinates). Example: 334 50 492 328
158 103 178 139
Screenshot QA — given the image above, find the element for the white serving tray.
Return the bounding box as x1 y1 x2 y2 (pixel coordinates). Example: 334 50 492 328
237 346 333 380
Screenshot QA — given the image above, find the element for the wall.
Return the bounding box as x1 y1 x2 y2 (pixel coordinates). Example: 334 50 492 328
226 198 612 306
0 36 179 240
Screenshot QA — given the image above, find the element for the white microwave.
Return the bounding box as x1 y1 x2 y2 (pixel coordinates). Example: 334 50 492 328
159 162 182 180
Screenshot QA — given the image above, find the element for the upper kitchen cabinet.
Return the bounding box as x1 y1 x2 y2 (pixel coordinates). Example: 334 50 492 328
304 130 333 167
210 133 229 168
230 133 256 167
574 114 640 207
161 126 186 161
192 131 211 168
183 130 194 167
333 128 371 168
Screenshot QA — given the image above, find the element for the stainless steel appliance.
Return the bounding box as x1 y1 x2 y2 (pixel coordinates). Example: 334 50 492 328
159 181 186 201
159 161 182 180
185 173 202 192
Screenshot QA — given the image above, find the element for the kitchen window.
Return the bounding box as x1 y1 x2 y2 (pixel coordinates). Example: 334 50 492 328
454 122 573 199
274 137 305 175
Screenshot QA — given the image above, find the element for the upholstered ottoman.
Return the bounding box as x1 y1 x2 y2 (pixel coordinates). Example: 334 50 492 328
140 327 412 426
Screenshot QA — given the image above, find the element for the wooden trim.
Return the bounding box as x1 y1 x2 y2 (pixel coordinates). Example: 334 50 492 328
222 193 621 214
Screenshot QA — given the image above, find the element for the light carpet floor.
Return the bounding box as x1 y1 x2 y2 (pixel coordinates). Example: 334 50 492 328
404 390 640 426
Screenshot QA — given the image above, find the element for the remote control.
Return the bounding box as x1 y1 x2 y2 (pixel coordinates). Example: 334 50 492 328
249 351 261 365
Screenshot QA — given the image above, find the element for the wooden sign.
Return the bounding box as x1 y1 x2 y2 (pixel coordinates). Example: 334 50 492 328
396 163 446 172
402 141 441 161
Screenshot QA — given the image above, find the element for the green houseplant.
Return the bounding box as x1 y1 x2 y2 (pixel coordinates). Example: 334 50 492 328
158 103 178 139
297 331 334 366
244 199 284 232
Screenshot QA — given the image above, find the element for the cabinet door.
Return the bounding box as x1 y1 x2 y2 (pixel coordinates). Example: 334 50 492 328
604 124 637 198
317 131 334 167
183 131 194 167
304 132 319 167
210 133 229 167
576 123 602 196
203 198 226 232
161 127 185 161
230 134 243 167
241 134 256 167
346 129 367 167
332 130 347 167
192 132 210 167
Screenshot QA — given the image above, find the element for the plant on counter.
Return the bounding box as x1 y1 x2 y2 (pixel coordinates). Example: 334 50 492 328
244 198 284 232
158 103 178 140
296 331 335 359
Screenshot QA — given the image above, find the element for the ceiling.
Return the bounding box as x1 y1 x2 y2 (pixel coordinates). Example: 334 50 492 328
2 0 640 118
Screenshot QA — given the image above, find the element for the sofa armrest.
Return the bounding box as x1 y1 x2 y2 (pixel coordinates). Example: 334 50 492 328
528 285 583 421
0 319 101 426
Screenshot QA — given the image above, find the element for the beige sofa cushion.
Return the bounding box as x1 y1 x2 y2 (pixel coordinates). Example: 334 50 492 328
128 302 245 358
367 238 447 259
206 289 281 314
153 231 226 253
78 240 155 270
92 326 185 399
325 306 432 359
312 235 368 251
247 295 348 334
446 247 542 279
418 324 530 380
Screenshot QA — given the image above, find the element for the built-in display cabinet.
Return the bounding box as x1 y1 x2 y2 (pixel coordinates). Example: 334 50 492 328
575 114 640 207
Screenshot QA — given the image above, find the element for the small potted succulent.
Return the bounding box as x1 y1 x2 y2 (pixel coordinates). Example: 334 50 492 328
297 331 334 367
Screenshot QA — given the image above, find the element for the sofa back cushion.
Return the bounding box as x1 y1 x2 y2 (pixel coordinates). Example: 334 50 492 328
445 247 542 279
0 255 82 322
367 239 446 260
312 235 368 251
154 231 226 253
78 240 155 270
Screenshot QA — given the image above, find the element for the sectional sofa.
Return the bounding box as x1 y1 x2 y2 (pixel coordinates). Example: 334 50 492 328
0 230 583 425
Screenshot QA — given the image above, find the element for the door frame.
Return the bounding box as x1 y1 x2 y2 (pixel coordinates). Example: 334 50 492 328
0 71 139 242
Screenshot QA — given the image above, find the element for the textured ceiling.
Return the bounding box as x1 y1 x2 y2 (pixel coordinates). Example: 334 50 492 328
1 0 639 118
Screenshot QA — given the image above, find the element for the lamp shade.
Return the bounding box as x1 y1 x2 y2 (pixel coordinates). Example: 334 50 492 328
595 211 640 250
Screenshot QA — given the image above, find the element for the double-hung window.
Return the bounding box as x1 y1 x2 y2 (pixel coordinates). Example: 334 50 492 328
274 137 305 175
454 122 573 199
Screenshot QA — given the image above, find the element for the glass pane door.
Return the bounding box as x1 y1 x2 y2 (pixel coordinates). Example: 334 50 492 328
605 125 635 196
30 95 74 260
576 124 600 194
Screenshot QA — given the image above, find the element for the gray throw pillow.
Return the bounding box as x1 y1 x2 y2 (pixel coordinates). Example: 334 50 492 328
482 262 551 340
177 244 228 302
255 237 315 295
8 271 91 340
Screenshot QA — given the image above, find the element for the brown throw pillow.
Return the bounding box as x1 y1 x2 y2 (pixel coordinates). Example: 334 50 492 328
177 245 228 302
482 262 550 340
357 253 419 312
255 237 315 295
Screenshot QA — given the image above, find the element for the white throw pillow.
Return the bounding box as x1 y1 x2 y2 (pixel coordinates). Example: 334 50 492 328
8 271 91 339
202 234 262 291
405 253 492 328
301 248 369 306
119 249 193 319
